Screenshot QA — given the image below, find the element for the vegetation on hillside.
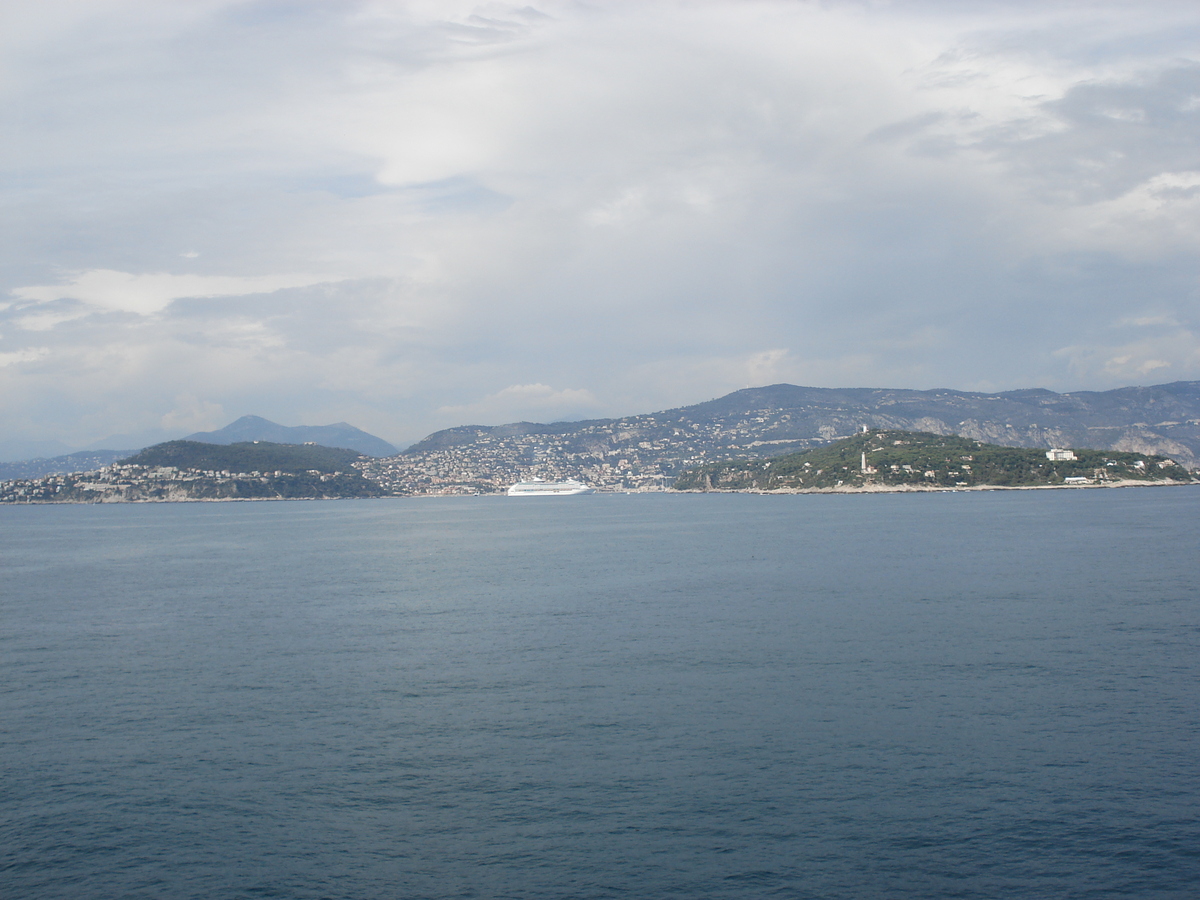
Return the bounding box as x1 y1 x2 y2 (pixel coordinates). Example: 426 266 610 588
1 439 384 502
672 430 1195 491
121 440 364 473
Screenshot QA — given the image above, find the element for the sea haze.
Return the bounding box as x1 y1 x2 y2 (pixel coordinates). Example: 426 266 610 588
2 491 1199 899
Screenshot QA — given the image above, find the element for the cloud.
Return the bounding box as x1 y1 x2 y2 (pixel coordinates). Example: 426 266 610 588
437 383 600 424
1 1 1200 448
1055 327 1200 382
160 395 225 432
12 270 337 316
0 347 49 367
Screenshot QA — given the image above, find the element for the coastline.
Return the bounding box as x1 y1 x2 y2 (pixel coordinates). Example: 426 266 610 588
2 478 1198 504
674 478 1199 495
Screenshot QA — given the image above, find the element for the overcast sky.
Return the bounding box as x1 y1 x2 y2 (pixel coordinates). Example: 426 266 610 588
3 0 1199 452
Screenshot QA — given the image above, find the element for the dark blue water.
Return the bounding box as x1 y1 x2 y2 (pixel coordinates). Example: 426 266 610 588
2 490 1199 899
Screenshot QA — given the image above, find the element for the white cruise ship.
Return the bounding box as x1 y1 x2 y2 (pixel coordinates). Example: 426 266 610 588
507 478 595 496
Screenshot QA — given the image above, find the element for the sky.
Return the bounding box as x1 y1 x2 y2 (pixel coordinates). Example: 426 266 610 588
2 0 1200 454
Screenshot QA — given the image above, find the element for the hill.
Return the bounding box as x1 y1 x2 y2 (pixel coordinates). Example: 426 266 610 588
673 431 1196 491
185 415 397 457
1 440 382 503
0 416 397 482
121 440 365 473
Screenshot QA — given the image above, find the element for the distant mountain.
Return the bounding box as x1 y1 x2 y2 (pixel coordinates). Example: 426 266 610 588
79 428 180 453
184 415 397 457
0 449 136 482
403 381 1200 468
0 438 75 463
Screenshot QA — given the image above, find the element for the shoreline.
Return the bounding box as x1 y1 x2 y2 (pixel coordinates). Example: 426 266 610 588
1 478 1197 504
674 478 1199 495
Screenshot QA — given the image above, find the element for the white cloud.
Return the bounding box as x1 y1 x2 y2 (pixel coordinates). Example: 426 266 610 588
1055 329 1200 382
437 383 600 424
0 347 49 367
160 395 225 433
15 310 88 331
2 1 1200 448
12 270 337 316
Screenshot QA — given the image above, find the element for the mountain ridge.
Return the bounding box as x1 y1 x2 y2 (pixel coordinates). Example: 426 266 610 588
365 380 1200 494
403 381 1200 465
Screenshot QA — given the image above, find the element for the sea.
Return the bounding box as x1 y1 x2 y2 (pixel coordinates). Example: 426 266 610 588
2 489 1198 899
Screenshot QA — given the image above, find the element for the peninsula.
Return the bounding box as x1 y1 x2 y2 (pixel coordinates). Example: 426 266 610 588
672 431 1196 492
0 441 382 503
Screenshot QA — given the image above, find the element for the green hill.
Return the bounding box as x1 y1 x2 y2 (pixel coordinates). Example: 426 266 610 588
672 430 1195 491
121 440 364 473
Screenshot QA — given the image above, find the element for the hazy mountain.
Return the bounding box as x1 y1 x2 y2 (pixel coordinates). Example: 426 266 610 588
0 416 397 481
0 438 75 463
184 415 397 457
80 429 181 453
0 449 136 482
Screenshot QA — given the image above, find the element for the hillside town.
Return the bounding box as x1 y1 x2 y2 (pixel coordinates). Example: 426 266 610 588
356 413 829 495
0 463 378 503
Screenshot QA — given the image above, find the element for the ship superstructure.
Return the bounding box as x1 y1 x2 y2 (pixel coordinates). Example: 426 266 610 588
506 478 595 496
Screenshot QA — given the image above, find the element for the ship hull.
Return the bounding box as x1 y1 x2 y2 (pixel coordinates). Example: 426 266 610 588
507 480 595 496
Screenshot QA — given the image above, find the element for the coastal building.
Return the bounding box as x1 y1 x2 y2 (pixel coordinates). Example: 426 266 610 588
1046 448 1076 461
